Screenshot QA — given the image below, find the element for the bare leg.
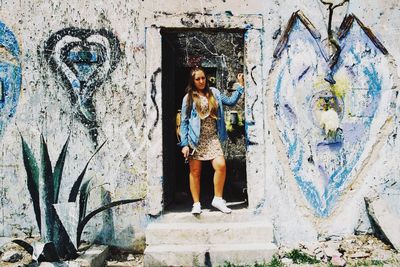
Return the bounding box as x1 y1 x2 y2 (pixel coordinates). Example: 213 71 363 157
211 156 226 197
189 159 202 203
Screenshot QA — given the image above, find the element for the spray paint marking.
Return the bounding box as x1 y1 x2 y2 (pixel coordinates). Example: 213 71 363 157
0 21 21 138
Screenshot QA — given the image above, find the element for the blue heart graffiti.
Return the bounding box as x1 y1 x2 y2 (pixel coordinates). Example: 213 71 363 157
0 21 21 138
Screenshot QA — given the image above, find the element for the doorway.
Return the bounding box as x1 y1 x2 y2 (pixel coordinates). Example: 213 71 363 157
161 29 248 211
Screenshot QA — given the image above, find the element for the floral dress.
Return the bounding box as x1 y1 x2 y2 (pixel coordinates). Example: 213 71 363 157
191 95 224 160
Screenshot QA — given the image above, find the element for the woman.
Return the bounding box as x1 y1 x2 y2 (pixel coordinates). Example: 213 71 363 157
180 67 245 214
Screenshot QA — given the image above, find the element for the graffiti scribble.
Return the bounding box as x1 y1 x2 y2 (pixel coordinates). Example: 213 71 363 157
43 27 121 146
148 68 161 140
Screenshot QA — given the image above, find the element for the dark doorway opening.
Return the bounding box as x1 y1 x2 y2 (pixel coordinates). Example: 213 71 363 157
161 29 248 211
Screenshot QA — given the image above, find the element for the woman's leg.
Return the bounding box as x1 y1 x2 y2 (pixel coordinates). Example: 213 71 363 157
211 155 226 197
189 159 202 203
211 155 231 213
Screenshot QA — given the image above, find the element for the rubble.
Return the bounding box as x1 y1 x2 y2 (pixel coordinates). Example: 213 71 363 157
0 234 398 266
330 255 346 266
0 239 34 266
277 234 398 266
1 250 23 262
106 248 143 267
349 251 370 258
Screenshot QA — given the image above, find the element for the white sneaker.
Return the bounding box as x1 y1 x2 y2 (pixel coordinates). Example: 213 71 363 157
211 197 232 214
191 202 201 214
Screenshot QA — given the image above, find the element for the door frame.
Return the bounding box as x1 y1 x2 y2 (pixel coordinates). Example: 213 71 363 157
145 13 266 215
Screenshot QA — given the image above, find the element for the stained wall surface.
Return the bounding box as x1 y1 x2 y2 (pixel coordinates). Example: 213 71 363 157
0 0 399 248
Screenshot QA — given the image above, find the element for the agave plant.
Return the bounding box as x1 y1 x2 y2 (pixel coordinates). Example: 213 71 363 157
15 134 142 261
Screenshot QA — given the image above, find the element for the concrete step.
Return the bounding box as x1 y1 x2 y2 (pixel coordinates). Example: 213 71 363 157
157 208 263 223
146 220 274 245
144 243 277 267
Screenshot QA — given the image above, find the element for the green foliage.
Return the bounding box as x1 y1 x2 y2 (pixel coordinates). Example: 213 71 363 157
40 134 55 205
285 249 320 264
68 140 106 202
370 259 386 266
20 135 41 234
222 256 283 267
21 134 75 259
19 134 143 261
350 259 386 266
266 256 284 267
78 178 92 223
53 135 70 203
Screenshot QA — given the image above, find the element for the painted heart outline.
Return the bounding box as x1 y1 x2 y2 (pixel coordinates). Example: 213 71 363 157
0 20 21 138
43 28 121 144
268 12 398 217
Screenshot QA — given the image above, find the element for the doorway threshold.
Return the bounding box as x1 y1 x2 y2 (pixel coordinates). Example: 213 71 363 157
165 199 248 213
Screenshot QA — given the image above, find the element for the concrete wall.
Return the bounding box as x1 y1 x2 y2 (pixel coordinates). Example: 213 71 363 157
0 0 399 249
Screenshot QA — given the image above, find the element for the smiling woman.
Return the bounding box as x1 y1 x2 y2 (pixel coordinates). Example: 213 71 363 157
159 29 249 214
179 67 245 214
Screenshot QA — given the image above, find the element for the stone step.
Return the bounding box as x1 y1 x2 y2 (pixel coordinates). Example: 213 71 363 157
144 243 277 267
146 220 273 245
157 209 263 223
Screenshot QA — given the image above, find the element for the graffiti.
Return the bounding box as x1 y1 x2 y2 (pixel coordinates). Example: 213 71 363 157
148 68 161 141
250 65 257 86
18 134 142 261
43 27 121 146
0 21 21 137
270 12 395 216
319 0 350 83
273 11 323 61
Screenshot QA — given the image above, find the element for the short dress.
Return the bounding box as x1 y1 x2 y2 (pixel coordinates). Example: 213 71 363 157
191 95 224 161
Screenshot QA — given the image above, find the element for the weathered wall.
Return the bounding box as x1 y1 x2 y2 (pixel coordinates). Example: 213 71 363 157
0 0 399 249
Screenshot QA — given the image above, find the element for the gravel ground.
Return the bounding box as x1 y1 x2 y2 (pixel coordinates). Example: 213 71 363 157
0 234 398 266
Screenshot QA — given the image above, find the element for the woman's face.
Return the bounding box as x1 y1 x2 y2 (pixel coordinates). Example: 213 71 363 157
193 70 206 91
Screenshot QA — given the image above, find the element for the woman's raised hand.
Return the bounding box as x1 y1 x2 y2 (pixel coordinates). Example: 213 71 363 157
236 73 244 87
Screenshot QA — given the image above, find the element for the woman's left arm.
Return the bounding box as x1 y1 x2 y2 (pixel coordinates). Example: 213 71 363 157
220 73 245 106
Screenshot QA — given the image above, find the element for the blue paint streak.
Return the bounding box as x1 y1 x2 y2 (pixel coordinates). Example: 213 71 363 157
0 21 20 58
288 135 297 157
72 80 80 89
68 51 99 63
0 21 21 137
349 46 361 65
0 64 22 116
293 150 325 215
274 69 284 111
364 64 382 98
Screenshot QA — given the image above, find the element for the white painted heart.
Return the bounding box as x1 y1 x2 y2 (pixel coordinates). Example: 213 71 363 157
268 19 397 216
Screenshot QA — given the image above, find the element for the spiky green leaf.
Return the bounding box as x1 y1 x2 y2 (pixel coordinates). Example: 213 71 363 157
78 178 92 223
40 134 54 205
20 135 41 234
53 135 70 203
76 198 143 246
68 140 106 202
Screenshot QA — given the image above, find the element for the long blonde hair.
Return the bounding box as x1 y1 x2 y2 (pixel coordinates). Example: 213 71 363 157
185 67 218 119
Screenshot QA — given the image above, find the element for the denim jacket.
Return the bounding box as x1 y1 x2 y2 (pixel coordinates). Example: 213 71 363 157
179 86 244 148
